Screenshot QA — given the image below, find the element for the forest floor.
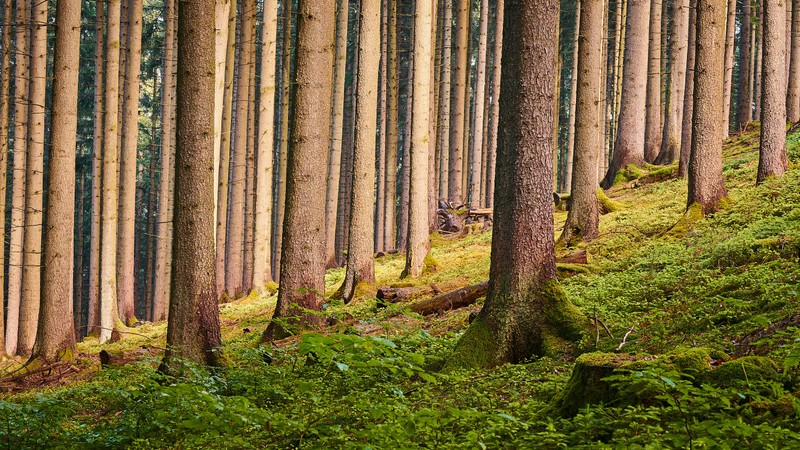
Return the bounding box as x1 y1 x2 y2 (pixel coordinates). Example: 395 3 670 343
3 125 800 448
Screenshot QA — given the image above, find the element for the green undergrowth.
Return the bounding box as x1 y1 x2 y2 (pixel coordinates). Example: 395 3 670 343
3 126 800 448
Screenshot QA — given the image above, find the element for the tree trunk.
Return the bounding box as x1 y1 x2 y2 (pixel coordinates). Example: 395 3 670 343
153 0 175 322
737 0 753 127
560 0 604 246
437 0 452 201
215 0 237 296
645 0 662 162
470 0 489 206
384 0 399 250
214 0 232 244
446 0 586 370
485 0 503 208
31 0 81 363
160 0 223 370
243 41 257 293
6 0 29 355
274 0 293 280
788 0 800 121
340 0 382 302
601 0 651 188
448 0 469 204
225 0 255 298
117 0 143 326
325 0 349 266
399 45 413 252
758 0 788 183
376 0 388 252
403 0 432 278
253 0 278 290
428 1 439 232
721 0 736 135
0 0 11 353
18 0 49 356
754 1 763 118
688 0 728 215
679 0 697 177
87 0 104 335
657 0 689 164
262 0 336 342
566 1 581 193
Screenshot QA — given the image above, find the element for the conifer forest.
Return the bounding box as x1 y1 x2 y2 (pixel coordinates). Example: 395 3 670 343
1 0 800 447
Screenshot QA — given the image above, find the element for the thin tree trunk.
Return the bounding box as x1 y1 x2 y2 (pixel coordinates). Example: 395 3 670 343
601 0 651 188
87 0 104 336
470 0 489 206
160 0 223 370
754 0 763 118
242 40 257 293
436 0 451 201
645 0 662 162
153 0 175 322
758 0 788 182
225 0 255 298
566 1 581 193
376 0 388 251
262 0 336 342
214 0 233 244
721 0 736 135
788 0 800 121
340 0 381 302
679 0 697 176
657 0 689 164
428 0 439 231
31 0 81 362
0 0 11 353
399 44 413 252
117 0 143 326
485 0 503 208
448 0 469 204
274 0 293 280
688 0 728 214
18 0 49 356
384 0 398 249
737 0 753 128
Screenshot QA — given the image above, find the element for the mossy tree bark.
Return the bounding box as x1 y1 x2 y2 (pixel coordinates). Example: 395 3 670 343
601 0 651 188
688 0 728 215
18 0 49 356
340 0 381 301
161 0 223 369
679 0 697 177
32 0 81 363
263 0 336 342
758 0 788 183
446 0 587 370
656 0 689 164
560 0 604 246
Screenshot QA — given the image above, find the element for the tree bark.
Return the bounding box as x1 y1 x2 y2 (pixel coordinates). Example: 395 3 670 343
688 0 728 215
160 0 223 370
19 0 49 356
758 0 788 183
410 281 489 315
788 0 800 121
737 0 753 128
0 0 11 353
448 0 469 204
32 0 81 363
485 0 503 208
657 0 689 164
470 0 489 206
437 0 452 201
446 0 585 370
601 0 651 188
679 0 697 177
274 0 293 280
263 0 336 342
87 0 104 335
243 38 257 293
384 0 399 250
560 0 604 245
214 0 233 244
566 1 581 194
645 0 662 162
721 0 736 135
376 0 388 252
117 0 143 326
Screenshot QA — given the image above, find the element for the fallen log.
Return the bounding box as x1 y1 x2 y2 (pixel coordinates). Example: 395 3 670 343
556 249 588 265
376 277 472 306
409 281 489 316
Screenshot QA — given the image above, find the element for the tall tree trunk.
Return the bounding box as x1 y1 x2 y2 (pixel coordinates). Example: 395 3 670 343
242 42 257 292
399 35 413 252
325 0 349 267
340 0 381 302
437 0 452 200
117 0 143 326
274 0 293 280
0 0 11 353
679 0 697 176
428 0 439 231
384 0 398 249
74 169 86 336
447 0 585 370
225 0 255 298
758 0 788 182
402 0 432 278
485 0 503 208
215 0 237 296
737 0 752 127
87 0 104 335
468 0 489 207
721 0 736 135
645 0 662 162
560 0 604 245
262 0 336 342
601 0 651 188
253 0 278 290
376 0 388 251
448 0 469 204
18 0 48 356
31 0 81 363
657 0 689 164
160 0 223 370
788 0 800 121
688 0 728 214
754 1 763 119
565 1 581 194
153 0 175 322
214 0 233 243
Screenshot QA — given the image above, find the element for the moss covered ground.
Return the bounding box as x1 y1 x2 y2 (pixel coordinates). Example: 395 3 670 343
2 126 800 448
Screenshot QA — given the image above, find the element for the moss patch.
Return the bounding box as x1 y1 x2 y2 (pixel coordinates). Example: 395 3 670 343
441 317 497 372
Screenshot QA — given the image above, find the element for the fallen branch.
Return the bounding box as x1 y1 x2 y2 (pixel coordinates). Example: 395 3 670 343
409 281 489 316
616 326 636 351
